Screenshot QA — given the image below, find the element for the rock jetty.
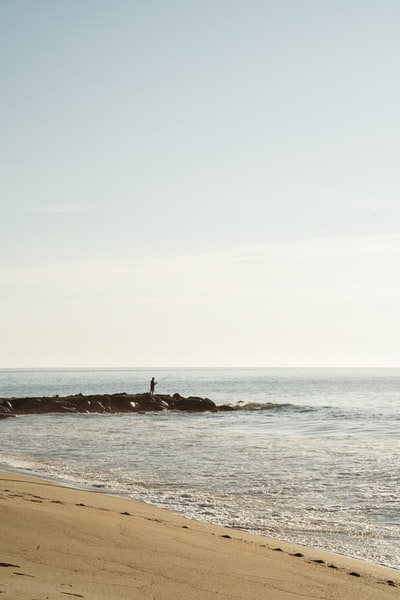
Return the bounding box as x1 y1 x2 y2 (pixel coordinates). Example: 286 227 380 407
0 393 235 419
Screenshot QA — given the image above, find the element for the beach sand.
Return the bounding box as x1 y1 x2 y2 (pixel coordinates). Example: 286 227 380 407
0 471 398 599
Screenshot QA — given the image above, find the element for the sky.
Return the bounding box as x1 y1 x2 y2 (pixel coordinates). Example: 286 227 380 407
1 0 400 368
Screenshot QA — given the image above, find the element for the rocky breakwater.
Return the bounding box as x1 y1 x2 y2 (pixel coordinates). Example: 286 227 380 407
0 393 235 418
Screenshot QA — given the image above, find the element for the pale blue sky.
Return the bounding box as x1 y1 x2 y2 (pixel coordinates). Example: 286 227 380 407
1 1 399 367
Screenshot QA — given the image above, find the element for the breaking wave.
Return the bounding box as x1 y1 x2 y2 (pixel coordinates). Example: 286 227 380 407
220 401 316 412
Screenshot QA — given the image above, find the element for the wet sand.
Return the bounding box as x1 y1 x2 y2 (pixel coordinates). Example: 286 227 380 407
0 470 398 599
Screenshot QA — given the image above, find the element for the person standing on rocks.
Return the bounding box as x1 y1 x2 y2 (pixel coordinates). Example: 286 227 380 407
150 377 157 397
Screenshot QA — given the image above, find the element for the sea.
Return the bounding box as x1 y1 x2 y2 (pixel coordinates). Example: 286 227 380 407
0 367 399 570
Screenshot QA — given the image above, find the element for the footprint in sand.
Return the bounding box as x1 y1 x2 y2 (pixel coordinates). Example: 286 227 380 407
311 559 325 564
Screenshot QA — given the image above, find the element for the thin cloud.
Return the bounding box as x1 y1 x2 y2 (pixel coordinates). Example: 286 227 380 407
14 204 88 215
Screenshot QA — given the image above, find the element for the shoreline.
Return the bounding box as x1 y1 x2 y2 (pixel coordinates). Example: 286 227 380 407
0 470 398 599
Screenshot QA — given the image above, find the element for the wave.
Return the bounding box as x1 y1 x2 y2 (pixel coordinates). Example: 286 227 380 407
220 401 316 413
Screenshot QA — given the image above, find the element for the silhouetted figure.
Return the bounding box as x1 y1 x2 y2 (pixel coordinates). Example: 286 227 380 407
150 377 157 396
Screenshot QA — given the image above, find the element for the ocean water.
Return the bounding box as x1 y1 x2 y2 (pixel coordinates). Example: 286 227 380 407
0 367 399 569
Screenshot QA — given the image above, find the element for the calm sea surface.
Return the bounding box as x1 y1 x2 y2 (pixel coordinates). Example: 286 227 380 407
0 368 399 569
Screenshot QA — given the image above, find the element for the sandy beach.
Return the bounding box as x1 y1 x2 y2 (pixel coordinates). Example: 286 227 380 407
0 471 398 599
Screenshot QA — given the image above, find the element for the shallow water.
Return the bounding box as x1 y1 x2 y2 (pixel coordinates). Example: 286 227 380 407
1 368 399 568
